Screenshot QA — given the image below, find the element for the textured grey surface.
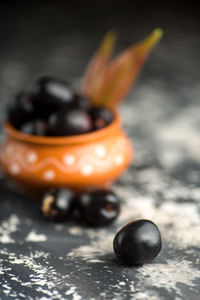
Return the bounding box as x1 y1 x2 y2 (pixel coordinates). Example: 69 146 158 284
0 1 200 299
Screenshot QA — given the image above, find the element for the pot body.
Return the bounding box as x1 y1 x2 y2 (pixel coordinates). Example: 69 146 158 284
1 112 133 192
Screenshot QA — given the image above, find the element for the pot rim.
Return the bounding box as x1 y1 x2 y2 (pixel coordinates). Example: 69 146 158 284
4 108 121 145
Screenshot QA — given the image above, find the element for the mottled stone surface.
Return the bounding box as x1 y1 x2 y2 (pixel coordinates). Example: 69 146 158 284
0 1 200 299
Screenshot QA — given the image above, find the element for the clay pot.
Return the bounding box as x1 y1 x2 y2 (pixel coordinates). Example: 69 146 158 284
1 110 133 193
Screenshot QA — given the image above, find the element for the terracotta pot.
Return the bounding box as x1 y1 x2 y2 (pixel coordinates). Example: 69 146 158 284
1 110 133 193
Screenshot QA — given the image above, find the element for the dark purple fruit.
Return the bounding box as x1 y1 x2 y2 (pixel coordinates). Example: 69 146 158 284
90 107 113 130
71 93 92 111
41 188 75 222
19 120 47 136
7 92 35 128
48 108 92 136
113 219 162 266
76 189 120 226
30 76 74 116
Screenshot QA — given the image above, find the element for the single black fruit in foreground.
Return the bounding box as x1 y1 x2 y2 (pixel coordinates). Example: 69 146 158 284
90 107 113 130
20 120 47 136
76 189 120 226
41 188 75 222
113 219 162 266
30 76 74 116
48 108 92 136
7 92 35 128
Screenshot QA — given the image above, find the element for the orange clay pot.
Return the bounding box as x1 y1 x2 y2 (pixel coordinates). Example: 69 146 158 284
0 110 133 193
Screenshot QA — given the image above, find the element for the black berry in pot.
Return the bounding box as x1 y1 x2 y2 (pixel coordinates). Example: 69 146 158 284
90 107 113 130
19 119 47 136
76 189 120 226
30 76 74 116
7 92 35 128
70 93 92 111
48 108 92 136
113 219 162 266
41 188 75 222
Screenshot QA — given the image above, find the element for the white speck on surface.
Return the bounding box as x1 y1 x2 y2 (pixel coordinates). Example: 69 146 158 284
135 259 200 295
55 224 64 231
43 169 55 181
27 152 37 163
63 154 76 165
65 286 76 295
18 293 26 298
0 248 83 299
80 164 94 176
72 293 82 300
95 145 107 158
25 230 47 242
87 259 103 263
68 230 113 263
65 286 82 300
68 226 83 236
2 284 11 290
0 215 20 243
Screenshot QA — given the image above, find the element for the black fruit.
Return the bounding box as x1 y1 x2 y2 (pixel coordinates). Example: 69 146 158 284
113 219 162 266
70 93 91 111
41 188 75 222
48 108 92 136
76 189 120 226
30 76 74 116
90 107 113 130
7 92 35 128
20 120 47 136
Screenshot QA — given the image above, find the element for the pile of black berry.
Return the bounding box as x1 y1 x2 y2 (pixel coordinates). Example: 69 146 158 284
6 76 113 136
41 187 120 226
41 187 162 266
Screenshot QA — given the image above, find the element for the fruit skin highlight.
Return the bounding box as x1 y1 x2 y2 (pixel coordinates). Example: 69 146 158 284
90 107 113 130
41 188 76 222
30 76 74 116
76 189 120 226
113 219 162 266
47 108 92 136
7 92 35 128
19 119 47 136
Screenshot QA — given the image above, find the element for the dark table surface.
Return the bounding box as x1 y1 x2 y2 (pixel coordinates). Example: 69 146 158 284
0 1 200 299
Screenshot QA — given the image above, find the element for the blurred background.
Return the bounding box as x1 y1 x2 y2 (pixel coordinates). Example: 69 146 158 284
0 1 199 110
